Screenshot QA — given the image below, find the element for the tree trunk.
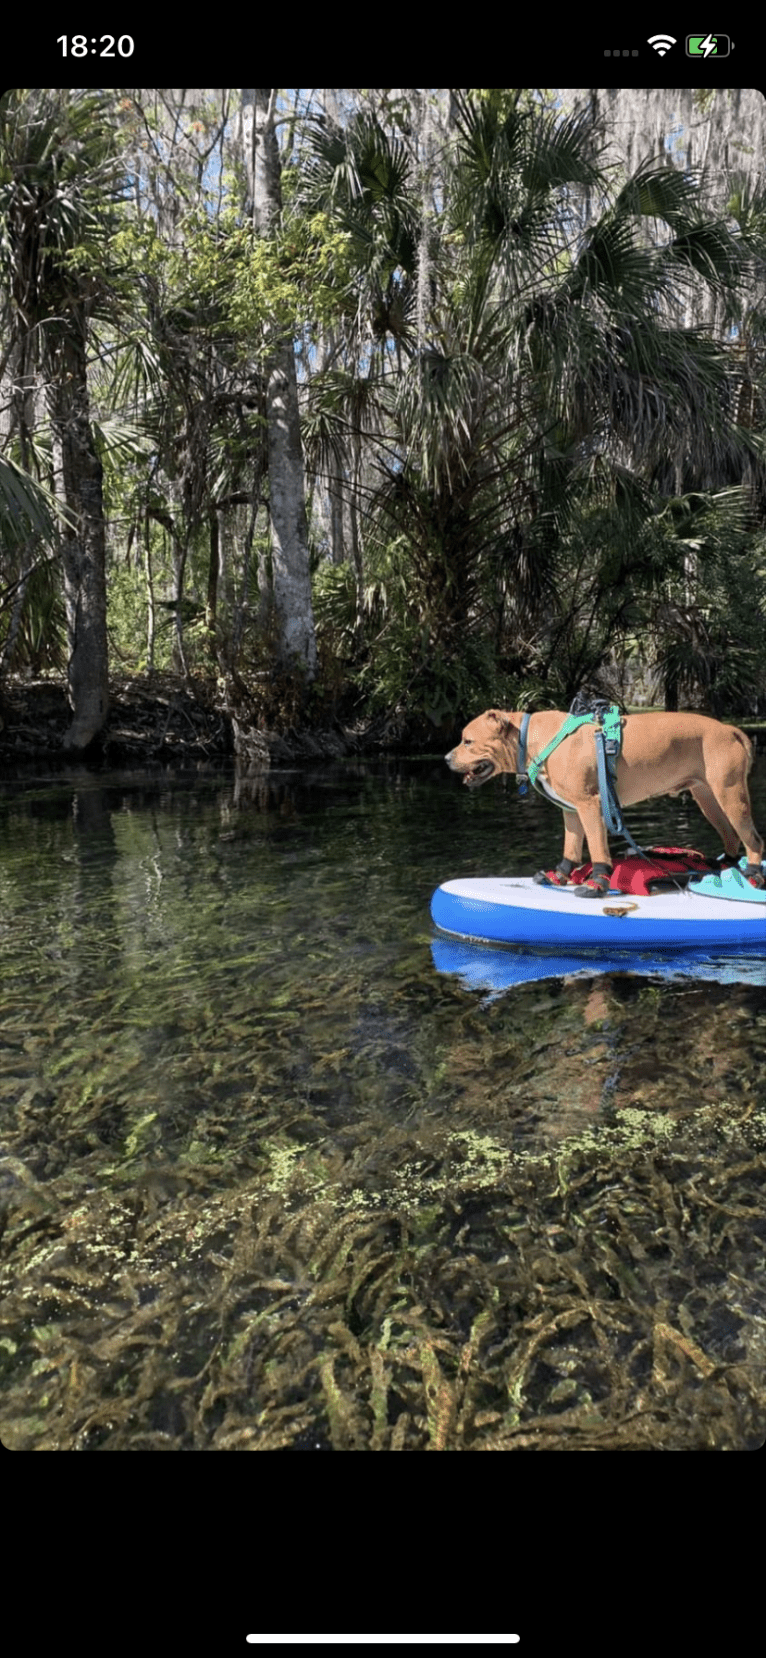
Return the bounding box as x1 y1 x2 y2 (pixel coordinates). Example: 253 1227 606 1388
241 88 317 677
206 507 220 662
172 530 189 676
49 327 109 751
265 337 317 670
144 516 156 674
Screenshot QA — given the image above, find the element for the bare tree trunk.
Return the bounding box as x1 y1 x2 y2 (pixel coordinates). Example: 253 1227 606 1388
329 471 345 564
49 327 109 751
172 531 189 676
265 336 317 669
144 517 156 674
233 474 265 664
241 88 317 677
350 423 364 631
206 507 220 662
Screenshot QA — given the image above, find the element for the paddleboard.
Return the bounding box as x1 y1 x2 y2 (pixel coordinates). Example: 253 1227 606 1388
430 871 766 951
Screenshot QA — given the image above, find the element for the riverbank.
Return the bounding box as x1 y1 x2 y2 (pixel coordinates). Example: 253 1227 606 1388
1 672 763 771
0 672 404 769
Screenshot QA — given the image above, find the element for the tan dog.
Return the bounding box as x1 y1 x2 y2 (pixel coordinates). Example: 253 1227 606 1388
446 708 764 880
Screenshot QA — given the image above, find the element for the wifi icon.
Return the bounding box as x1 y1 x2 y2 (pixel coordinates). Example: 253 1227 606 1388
648 33 677 54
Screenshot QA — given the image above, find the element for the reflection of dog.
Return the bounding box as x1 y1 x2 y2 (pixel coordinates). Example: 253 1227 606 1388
446 708 765 888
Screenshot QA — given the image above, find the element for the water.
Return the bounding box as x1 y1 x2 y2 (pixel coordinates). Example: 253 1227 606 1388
1 754 765 1449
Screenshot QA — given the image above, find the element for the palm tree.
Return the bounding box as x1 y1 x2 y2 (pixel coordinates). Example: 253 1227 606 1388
303 92 750 715
298 105 420 634
0 89 126 748
241 89 317 677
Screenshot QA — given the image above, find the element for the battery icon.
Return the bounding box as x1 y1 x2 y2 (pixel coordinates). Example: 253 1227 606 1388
686 34 731 55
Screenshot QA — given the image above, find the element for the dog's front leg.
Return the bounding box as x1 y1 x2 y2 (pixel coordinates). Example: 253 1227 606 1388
561 809 586 868
567 799 615 896
574 798 614 869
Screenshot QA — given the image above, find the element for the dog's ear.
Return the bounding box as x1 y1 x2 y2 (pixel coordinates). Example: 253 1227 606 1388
487 709 511 736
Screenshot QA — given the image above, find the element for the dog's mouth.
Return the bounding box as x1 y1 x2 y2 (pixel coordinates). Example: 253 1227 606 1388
463 759 495 787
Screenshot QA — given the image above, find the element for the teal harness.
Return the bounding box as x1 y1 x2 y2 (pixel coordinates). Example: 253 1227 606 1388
517 702 645 856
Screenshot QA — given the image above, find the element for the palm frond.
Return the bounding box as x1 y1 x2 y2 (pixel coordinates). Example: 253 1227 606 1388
668 217 741 293
613 160 701 225
0 452 59 544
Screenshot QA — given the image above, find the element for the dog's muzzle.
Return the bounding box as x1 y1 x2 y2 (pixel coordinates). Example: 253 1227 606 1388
463 758 495 787
446 751 496 787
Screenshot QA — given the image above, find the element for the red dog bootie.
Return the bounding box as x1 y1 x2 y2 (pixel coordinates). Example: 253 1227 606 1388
534 858 577 887
573 864 612 898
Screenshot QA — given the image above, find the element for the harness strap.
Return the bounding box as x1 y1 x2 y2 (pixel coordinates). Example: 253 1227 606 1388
516 711 532 796
517 702 650 860
593 720 647 857
526 712 595 789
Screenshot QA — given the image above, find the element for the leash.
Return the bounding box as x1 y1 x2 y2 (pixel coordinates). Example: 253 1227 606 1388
517 704 639 840
592 712 647 858
519 701 755 894
519 700 676 874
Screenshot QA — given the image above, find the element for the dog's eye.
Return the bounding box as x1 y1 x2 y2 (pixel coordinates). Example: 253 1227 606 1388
463 738 472 746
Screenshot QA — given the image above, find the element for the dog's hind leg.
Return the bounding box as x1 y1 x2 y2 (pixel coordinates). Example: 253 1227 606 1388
690 781 764 864
688 782 740 857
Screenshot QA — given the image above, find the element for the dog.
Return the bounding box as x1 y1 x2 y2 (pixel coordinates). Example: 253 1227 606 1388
446 708 765 894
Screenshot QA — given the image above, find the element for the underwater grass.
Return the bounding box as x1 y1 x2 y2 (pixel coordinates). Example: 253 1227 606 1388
1 763 765 1449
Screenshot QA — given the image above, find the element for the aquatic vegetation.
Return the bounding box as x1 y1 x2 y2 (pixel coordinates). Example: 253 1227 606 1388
1 761 765 1448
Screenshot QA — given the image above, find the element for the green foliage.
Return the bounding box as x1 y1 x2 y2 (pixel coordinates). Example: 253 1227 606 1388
0 456 58 546
160 202 358 351
0 88 127 339
2 557 66 673
2 89 766 730
651 532 766 713
312 544 512 725
107 561 165 673
363 616 504 728
312 560 359 685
